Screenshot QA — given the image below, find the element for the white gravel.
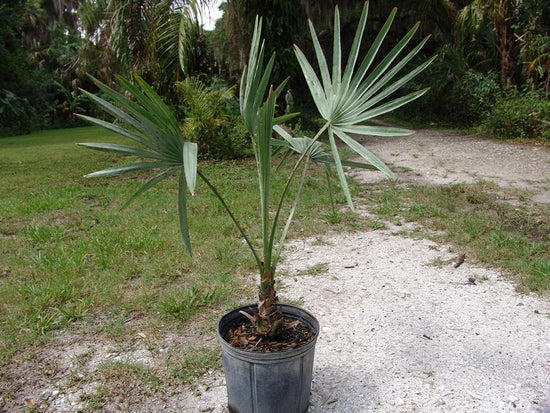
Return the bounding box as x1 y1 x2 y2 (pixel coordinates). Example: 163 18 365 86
167 129 550 413
280 230 550 413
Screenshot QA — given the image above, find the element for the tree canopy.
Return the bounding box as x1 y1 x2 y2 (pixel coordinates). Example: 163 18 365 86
1 0 549 136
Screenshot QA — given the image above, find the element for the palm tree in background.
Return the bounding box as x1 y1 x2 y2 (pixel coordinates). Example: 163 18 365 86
458 0 549 90
22 0 82 50
459 0 516 87
77 0 214 86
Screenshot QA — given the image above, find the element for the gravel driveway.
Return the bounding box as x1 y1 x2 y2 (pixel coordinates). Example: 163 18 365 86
173 129 550 413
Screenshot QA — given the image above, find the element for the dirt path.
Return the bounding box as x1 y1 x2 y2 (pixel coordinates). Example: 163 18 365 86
349 128 550 203
2 130 549 412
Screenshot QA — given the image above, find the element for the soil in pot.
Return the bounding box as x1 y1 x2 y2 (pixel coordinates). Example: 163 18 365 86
224 315 316 352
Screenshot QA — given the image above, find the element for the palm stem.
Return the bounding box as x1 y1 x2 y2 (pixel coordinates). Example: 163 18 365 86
268 122 329 270
197 170 261 269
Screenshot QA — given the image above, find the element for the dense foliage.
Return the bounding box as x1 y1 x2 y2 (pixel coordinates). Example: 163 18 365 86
483 92 550 140
175 77 249 159
1 0 549 140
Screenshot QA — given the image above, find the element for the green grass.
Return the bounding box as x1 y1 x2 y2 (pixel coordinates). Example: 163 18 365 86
361 180 550 292
168 346 221 385
0 126 367 364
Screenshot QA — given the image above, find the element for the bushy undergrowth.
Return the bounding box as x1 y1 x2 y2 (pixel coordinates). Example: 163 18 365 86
391 45 503 127
445 71 501 126
0 90 35 136
392 70 502 127
393 67 549 141
176 77 250 160
482 92 550 140
390 45 547 138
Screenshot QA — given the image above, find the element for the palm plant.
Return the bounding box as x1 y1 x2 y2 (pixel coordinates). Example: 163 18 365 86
78 2 434 339
175 77 242 159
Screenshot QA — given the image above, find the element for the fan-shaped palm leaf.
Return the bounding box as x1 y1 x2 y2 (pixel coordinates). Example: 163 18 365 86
77 75 197 253
294 2 436 210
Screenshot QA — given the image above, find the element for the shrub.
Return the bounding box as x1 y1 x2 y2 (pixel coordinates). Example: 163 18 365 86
176 77 250 159
444 71 501 126
483 92 550 140
0 90 35 136
391 66 501 127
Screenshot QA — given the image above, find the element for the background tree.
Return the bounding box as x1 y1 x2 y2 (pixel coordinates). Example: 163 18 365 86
514 0 550 95
3 0 548 136
76 0 215 93
458 0 517 87
224 0 307 89
0 0 50 133
20 0 82 51
207 4 240 81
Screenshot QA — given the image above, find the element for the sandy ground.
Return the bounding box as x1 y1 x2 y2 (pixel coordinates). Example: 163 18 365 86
2 129 549 412
281 230 550 413
175 130 550 413
349 129 550 203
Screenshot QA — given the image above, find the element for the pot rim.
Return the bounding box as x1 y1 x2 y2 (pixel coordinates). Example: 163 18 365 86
217 303 319 360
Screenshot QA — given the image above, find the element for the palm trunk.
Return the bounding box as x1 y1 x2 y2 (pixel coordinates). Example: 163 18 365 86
492 0 515 88
257 265 283 337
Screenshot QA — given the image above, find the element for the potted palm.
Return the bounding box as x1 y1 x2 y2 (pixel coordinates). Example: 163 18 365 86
78 3 434 412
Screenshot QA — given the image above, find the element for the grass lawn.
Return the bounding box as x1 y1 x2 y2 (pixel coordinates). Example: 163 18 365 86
0 126 367 362
1 126 548 410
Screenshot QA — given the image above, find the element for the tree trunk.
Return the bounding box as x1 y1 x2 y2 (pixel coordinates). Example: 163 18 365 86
257 266 283 337
490 0 515 87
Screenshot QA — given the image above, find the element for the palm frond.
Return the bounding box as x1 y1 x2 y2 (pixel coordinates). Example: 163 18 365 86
77 75 197 253
294 2 436 210
178 1 202 76
240 17 277 135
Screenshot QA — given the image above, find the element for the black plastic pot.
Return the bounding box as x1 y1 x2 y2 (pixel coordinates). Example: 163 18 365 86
217 304 319 413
